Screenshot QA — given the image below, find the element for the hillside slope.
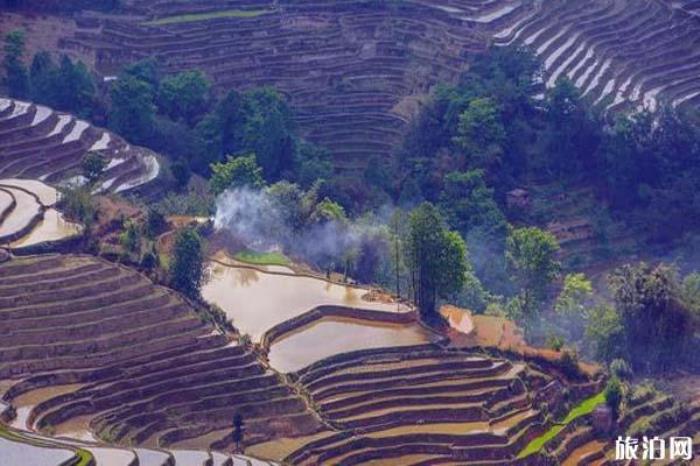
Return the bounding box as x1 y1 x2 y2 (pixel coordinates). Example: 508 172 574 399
3 0 699 169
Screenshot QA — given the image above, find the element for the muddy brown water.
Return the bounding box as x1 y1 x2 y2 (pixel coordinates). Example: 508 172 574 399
267 316 433 373
10 208 81 248
202 261 409 342
0 435 75 466
52 414 97 443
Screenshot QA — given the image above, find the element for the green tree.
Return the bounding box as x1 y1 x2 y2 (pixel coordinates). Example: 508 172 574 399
585 304 625 363
309 198 346 224
109 74 156 145
555 272 594 340
55 55 95 117
209 154 264 195
193 90 245 172
58 186 96 231
439 169 506 240
604 376 623 420
506 227 560 318
609 263 693 373
122 58 161 89
29 51 58 105
388 209 408 300
406 202 468 317
170 159 191 190
170 228 204 299
267 181 305 231
119 219 140 254
556 273 593 316
609 359 633 380
453 97 505 170
144 208 167 238
294 141 333 188
544 78 598 175
81 152 107 184
681 272 700 323
241 87 295 180
3 29 29 98
158 70 211 125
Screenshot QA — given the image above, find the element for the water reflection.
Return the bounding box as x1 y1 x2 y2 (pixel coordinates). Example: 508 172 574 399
10 209 81 248
202 262 408 342
268 316 432 373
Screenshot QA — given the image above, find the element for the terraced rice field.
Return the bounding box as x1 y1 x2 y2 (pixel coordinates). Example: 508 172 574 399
0 179 80 248
496 0 700 112
0 250 613 464
549 390 700 464
202 259 411 343
0 432 76 466
11 0 699 171
2 250 694 464
275 346 562 464
0 98 159 192
0 254 322 463
267 316 434 372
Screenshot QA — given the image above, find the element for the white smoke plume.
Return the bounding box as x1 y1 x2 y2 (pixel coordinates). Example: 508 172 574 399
214 187 390 269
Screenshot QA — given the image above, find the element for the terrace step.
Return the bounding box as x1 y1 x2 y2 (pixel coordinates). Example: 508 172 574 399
0 98 160 192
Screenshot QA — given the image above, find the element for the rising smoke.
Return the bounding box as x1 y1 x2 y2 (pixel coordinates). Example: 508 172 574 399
213 187 390 270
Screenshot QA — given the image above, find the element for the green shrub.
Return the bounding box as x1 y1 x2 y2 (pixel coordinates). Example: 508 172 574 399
605 376 623 420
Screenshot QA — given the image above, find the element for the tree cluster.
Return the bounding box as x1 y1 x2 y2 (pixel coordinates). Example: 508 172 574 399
108 60 332 189
585 263 695 374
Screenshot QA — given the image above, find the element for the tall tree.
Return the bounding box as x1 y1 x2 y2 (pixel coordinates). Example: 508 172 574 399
506 227 560 318
609 263 692 373
544 78 599 175
29 51 58 105
56 56 95 117
109 74 156 145
586 304 625 363
170 228 204 299
3 29 28 98
241 87 295 180
158 69 211 125
439 169 506 240
453 97 505 171
406 202 468 317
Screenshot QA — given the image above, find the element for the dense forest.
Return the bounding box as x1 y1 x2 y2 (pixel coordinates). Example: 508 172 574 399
4 28 700 375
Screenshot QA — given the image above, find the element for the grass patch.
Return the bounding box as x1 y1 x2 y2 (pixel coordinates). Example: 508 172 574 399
75 449 94 466
234 249 290 266
517 391 606 459
143 9 273 26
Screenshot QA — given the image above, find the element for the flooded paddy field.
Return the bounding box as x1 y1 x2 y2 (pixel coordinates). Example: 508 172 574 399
0 435 75 466
267 316 434 373
10 209 81 248
202 259 410 342
0 178 81 247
